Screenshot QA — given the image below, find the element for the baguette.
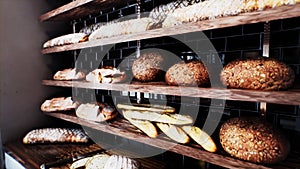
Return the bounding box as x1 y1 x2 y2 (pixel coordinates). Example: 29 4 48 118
123 114 158 138
182 126 217 153
156 123 189 144
122 110 193 125
117 103 176 113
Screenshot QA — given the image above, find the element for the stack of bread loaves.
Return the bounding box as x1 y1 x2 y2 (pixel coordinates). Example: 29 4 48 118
117 103 217 153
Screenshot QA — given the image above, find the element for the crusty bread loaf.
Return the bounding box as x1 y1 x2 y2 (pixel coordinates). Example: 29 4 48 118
132 52 167 82
43 33 88 48
76 103 118 122
219 117 290 164
41 97 79 112
89 18 151 40
23 128 89 144
86 67 126 83
165 61 209 86
220 57 295 90
53 68 85 81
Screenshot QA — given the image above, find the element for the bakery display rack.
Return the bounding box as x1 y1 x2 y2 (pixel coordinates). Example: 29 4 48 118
41 3 300 54
18 0 300 169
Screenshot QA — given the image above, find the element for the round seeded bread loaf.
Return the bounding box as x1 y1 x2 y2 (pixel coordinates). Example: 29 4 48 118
219 117 290 164
165 61 209 86
220 57 295 90
132 52 166 82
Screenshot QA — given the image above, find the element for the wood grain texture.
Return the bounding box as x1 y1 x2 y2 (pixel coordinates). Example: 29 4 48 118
40 0 136 21
41 4 300 54
42 80 300 105
4 141 165 169
43 112 300 169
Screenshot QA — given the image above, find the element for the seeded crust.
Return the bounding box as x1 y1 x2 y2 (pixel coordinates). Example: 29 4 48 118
165 61 209 86
219 117 290 164
220 58 295 90
132 52 166 82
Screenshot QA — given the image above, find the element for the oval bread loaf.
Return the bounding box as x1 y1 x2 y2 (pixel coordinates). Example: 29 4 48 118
165 61 209 86
219 117 290 164
220 57 295 90
132 52 167 82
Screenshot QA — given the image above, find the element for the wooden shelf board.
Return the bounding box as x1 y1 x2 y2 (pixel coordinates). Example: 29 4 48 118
4 141 165 169
44 112 300 169
42 80 300 105
40 0 136 22
41 4 300 54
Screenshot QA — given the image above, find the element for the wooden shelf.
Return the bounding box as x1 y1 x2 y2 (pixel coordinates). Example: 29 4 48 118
4 141 165 169
41 3 300 54
43 112 300 169
42 80 300 105
40 0 136 22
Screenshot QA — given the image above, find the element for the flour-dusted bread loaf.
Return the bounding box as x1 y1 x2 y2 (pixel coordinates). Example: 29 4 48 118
41 97 79 112
89 18 151 40
76 103 118 122
53 68 86 81
23 128 89 144
43 33 88 48
219 117 290 164
104 155 141 169
220 57 295 90
165 61 210 86
86 66 126 83
132 51 168 82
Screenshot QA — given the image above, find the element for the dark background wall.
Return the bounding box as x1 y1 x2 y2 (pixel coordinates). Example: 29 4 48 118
0 0 70 144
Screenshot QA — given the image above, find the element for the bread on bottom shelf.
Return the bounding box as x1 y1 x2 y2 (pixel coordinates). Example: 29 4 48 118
22 128 89 144
219 117 290 164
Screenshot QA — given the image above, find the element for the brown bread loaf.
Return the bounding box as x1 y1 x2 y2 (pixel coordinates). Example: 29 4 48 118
219 117 290 164
220 57 295 90
165 61 209 86
132 52 167 82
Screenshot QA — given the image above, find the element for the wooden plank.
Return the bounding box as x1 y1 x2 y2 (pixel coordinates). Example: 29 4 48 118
41 4 300 54
42 80 300 105
40 0 136 22
4 141 165 169
44 112 280 169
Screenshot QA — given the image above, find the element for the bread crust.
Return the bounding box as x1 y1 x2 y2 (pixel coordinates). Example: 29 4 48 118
219 117 290 164
220 58 295 90
165 61 209 86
